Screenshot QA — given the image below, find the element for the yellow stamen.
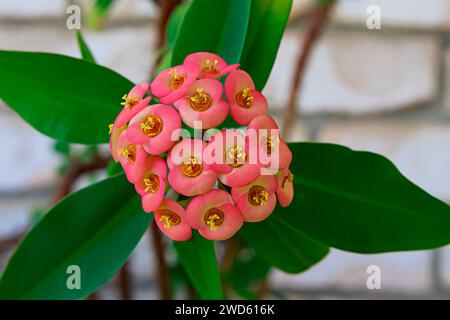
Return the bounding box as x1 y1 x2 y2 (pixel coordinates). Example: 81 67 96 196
282 172 294 188
119 144 136 164
189 87 213 111
181 156 203 178
159 209 181 230
248 186 269 206
121 94 140 111
201 58 219 74
143 174 160 193
140 116 163 137
226 145 246 168
204 208 224 231
261 133 279 155
235 88 253 109
108 123 114 135
168 68 187 90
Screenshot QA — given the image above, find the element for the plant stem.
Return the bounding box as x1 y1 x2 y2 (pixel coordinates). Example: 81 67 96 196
52 154 109 204
118 260 132 300
150 220 172 299
281 0 336 139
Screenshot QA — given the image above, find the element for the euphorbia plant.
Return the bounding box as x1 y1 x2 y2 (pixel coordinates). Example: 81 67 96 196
110 52 293 241
0 0 449 300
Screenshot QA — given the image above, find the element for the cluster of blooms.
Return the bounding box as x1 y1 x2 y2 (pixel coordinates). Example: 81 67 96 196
109 52 294 241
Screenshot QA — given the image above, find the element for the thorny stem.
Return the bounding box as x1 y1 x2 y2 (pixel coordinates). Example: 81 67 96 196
150 221 172 299
219 237 243 297
281 0 336 139
220 238 243 274
118 260 132 300
52 154 109 204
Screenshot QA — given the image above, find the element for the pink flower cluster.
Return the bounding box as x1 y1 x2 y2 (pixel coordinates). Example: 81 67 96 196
109 52 294 241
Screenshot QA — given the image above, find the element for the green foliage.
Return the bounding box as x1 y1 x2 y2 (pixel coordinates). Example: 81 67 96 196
0 174 152 299
285 142 450 253
87 0 117 29
171 0 251 65
76 31 96 63
53 140 71 155
0 51 133 144
241 215 329 273
106 161 124 177
166 2 191 47
173 232 223 299
240 0 293 90
225 248 271 299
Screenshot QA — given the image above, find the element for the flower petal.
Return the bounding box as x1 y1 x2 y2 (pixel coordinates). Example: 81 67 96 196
154 199 192 241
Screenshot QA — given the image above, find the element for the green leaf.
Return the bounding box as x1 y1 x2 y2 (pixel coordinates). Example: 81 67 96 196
240 214 329 273
166 2 191 47
76 31 96 63
0 51 133 144
225 248 271 299
0 174 152 299
287 142 450 253
171 0 251 66
240 0 292 90
106 160 123 177
173 232 223 299
53 140 71 155
87 0 116 29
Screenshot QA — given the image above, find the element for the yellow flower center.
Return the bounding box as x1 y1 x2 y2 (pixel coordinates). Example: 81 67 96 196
235 88 253 109
189 87 213 111
204 208 224 231
140 116 163 137
121 94 140 111
159 209 181 230
168 68 186 90
261 133 279 155
248 186 269 206
282 172 294 188
201 58 219 74
226 145 246 168
143 174 160 193
181 156 203 178
119 144 137 164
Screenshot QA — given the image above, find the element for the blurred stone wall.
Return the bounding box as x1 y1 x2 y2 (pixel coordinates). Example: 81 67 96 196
0 0 449 299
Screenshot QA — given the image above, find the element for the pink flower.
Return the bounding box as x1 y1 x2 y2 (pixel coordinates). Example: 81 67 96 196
116 129 146 183
150 64 199 104
115 83 152 128
225 70 268 126
168 139 218 196
186 189 243 241
204 129 260 187
127 104 181 155
276 168 294 207
231 175 277 222
154 199 192 241
184 52 239 78
174 79 229 129
247 114 292 170
109 123 127 162
133 155 167 213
